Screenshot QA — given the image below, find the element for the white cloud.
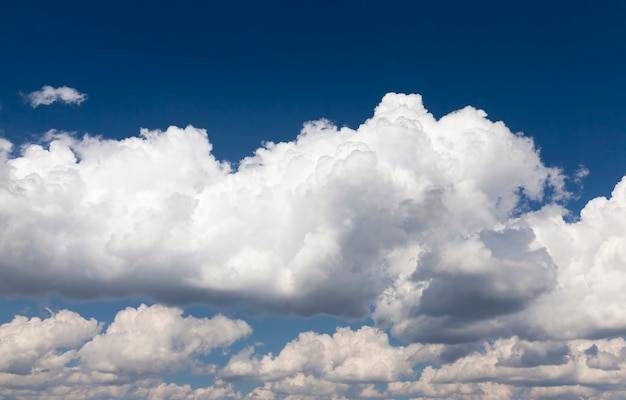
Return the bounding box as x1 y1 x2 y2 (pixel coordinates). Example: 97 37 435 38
0 93 566 331
0 304 250 399
218 326 626 399
4 91 626 398
79 304 252 377
0 310 99 375
516 176 626 340
5 305 626 398
22 85 87 107
0 379 243 400
383 336 626 399
221 326 440 383
3 92 626 350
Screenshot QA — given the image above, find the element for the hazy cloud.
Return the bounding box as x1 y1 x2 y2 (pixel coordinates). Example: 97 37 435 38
22 85 87 107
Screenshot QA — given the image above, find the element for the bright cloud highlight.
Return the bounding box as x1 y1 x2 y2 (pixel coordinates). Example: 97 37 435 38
22 85 87 108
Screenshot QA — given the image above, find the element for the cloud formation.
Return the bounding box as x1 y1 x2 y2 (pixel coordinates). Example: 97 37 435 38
79 304 252 377
1 92 625 349
219 329 626 399
0 304 250 399
22 85 87 107
5 305 626 399
220 326 440 383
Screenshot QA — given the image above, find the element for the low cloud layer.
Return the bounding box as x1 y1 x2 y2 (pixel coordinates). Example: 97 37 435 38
1 93 625 348
226 329 626 399
220 326 440 383
0 304 250 399
22 85 87 108
4 305 626 399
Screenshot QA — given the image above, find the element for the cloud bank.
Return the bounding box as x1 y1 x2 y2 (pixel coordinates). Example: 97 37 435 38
22 85 87 108
4 305 626 399
1 93 625 348
0 304 250 400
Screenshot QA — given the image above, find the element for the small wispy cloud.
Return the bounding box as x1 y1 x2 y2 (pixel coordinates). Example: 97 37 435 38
22 85 87 108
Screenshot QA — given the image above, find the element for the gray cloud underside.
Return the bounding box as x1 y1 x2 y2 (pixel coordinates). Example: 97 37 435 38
2 93 626 344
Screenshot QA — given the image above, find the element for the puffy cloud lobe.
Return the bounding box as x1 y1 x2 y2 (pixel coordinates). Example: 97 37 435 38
222 326 442 399
518 176 626 340
383 336 626 399
5 307 626 399
79 304 252 376
220 326 440 383
0 93 566 335
0 304 250 398
0 310 99 375
22 85 87 107
219 328 626 399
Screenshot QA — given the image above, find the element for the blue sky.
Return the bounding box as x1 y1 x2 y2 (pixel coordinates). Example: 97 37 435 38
2 1 626 399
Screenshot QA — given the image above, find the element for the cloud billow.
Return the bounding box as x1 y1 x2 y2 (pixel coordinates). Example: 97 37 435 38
0 304 249 399
4 305 626 399
1 93 625 345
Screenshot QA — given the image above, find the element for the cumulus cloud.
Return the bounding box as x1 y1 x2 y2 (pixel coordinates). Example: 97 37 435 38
221 326 441 383
520 177 626 340
2 92 626 348
382 336 626 399
223 329 626 399
5 305 626 398
0 310 99 375
0 304 250 399
79 304 252 377
22 85 87 107
0 379 243 400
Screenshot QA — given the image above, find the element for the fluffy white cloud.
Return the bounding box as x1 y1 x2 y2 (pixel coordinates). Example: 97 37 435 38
4 91 626 398
0 310 99 375
221 326 440 384
218 326 626 399
0 304 250 399
0 379 243 400
5 305 626 398
220 325 444 398
0 93 565 329
516 176 626 340
3 91 626 349
79 304 252 377
22 85 87 107
383 336 626 399
227 328 626 399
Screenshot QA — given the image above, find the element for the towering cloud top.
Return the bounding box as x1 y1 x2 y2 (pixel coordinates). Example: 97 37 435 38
1 93 624 345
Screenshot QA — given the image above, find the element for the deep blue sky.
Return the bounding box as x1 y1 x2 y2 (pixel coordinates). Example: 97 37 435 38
2 0 625 208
